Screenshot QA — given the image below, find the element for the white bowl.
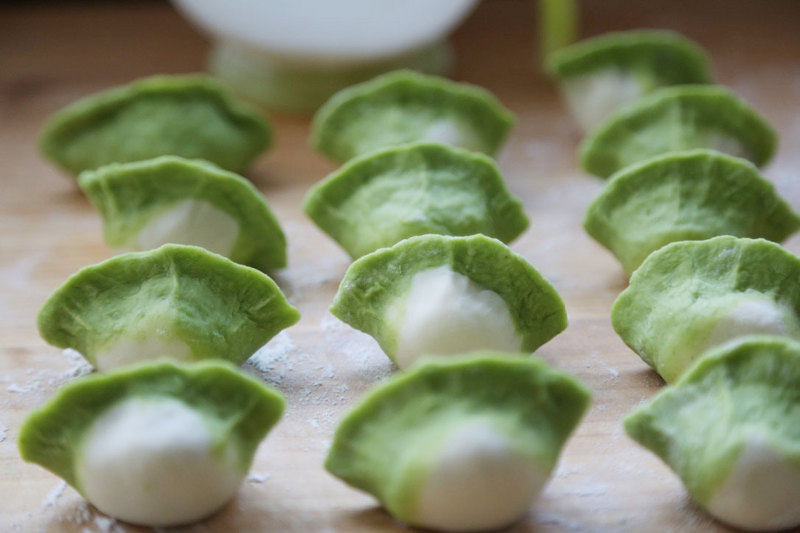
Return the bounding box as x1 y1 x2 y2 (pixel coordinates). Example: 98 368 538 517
171 0 479 111
172 0 478 67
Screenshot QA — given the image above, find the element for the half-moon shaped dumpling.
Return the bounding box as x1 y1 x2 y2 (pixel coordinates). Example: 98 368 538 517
40 75 271 174
548 30 712 132
79 156 287 271
38 244 299 371
311 70 514 162
612 236 800 383
580 85 776 178
330 234 566 369
303 143 529 258
625 336 800 531
18 360 284 527
326 353 590 532
584 150 800 273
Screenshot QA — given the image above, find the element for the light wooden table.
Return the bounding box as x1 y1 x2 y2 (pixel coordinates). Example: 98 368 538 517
2 1 800 531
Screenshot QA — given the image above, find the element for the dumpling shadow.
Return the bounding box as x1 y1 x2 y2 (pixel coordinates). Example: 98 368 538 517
168 495 277 532
633 367 666 389
245 165 287 191
53 182 90 206
332 505 404 531
607 268 630 292
334 506 544 532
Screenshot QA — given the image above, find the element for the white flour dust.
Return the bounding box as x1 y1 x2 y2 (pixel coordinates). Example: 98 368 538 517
41 481 67 508
247 330 297 381
247 472 271 484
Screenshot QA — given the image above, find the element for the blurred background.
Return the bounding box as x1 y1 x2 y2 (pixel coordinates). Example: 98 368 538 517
4 0 798 115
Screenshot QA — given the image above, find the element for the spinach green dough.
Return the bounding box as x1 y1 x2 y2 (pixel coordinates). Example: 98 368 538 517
40 75 271 174
548 30 711 131
625 336 800 531
37 244 299 371
311 70 514 162
303 143 529 258
330 234 566 369
18 360 284 526
612 236 800 383
326 353 590 532
584 150 800 273
79 156 286 271
580 85 776 178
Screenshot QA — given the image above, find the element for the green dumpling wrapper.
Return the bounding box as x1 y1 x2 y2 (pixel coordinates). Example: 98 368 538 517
40 75 271 175
18 360 284 526
311 70 515 162
547 30 712 132
330 234 566 369
584 150 800 273
326 353 591 532
612 236 800 383
580 85 777 178
303 142 529 259
37 244 300 371
78 156 287 271
625 336 800 531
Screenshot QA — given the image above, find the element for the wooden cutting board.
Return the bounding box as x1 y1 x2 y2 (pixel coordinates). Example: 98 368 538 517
2 1 800 531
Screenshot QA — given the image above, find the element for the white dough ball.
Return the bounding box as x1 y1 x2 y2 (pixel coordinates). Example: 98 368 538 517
392 266 522 369
77 397 244 526
412 421 546 531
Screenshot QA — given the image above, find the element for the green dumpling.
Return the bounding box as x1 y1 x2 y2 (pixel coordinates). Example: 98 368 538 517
584 150 800 273
40 75 271 175
580 85 776 178
612 236 800 383
330 234 566 369
303 143 529 258
547 30 712 131
18 360 284 527
326 353 591 532
311 70 514 162
37 244 299 371
625 336 800 531
78 156 286 271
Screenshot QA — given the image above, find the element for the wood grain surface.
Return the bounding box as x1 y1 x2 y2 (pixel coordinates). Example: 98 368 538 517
2 1 800 531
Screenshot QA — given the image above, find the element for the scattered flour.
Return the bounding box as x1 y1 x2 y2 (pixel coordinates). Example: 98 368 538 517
62 348 93 379
320 312 341 334
0 422 7 443
535 510 589 531
7 382 34 393
563 483 611 498
243 317 391 442
66 502 93 525
2 349 92 404
590 350 620 382
44 498 123 533
89 514 121 533
41 481 67 508
247 472 271 484
319 312 392 385
247 331 297 378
